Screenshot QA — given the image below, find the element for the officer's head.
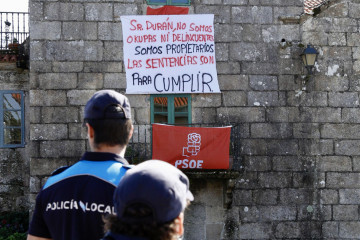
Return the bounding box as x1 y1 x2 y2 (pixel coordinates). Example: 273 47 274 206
104 160 194 240
83 90 133 149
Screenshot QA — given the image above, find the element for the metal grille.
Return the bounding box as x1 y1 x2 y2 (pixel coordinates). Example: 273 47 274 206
0 12 29 50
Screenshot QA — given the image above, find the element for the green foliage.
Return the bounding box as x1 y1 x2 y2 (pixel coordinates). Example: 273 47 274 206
298 43 305 48
0 212 28 240
0 232 27 240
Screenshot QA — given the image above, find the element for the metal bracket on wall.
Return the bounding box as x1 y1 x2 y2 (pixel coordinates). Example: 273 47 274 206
224 178 236 209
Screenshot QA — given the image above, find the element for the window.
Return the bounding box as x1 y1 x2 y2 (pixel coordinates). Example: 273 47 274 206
151 95 191 124
0 91 25 148
146 0 190 6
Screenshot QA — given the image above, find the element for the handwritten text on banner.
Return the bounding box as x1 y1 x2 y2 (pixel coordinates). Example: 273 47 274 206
121 14 220 94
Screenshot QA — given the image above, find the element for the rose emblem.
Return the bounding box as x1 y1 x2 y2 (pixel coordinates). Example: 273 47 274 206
188 133 201 144
183 133 201 157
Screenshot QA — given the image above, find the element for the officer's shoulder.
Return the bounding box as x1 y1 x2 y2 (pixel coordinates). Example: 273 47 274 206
51 166 70 176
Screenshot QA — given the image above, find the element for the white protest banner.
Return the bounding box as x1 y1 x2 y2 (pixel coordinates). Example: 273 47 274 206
121 14 220 94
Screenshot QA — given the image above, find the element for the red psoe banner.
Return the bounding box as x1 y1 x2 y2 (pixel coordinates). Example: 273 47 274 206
147 6 189 15
152 124 231 169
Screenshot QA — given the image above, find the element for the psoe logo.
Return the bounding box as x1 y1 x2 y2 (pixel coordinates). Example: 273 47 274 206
183 133 201 157
175 133 203 169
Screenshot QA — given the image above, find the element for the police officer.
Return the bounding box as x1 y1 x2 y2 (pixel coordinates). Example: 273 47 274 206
27 90 133 240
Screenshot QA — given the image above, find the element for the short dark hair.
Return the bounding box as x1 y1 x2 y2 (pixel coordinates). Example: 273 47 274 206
103 203 177 240
85 118 132 148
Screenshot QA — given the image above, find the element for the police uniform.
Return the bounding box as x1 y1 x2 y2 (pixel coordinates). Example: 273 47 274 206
28 152 130 240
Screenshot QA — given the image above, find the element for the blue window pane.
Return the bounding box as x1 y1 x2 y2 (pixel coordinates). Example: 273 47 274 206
153 97 168 123
151 95 191 124
148 0 167 3
4 128 22 145
174 97 188 113
154 97 168 113
1 91 24 148
3 93 22 110
147 0 190 5
4 110 22 126
171 0 190 4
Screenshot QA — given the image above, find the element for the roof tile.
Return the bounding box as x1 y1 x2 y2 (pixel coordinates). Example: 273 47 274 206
304 0 329 15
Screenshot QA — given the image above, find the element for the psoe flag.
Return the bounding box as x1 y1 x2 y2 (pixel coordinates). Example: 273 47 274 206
152 124 231 169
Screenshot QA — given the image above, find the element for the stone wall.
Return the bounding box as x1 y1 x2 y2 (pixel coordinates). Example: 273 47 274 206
0 63 29 212
26 0 360 239
298 1 360 238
